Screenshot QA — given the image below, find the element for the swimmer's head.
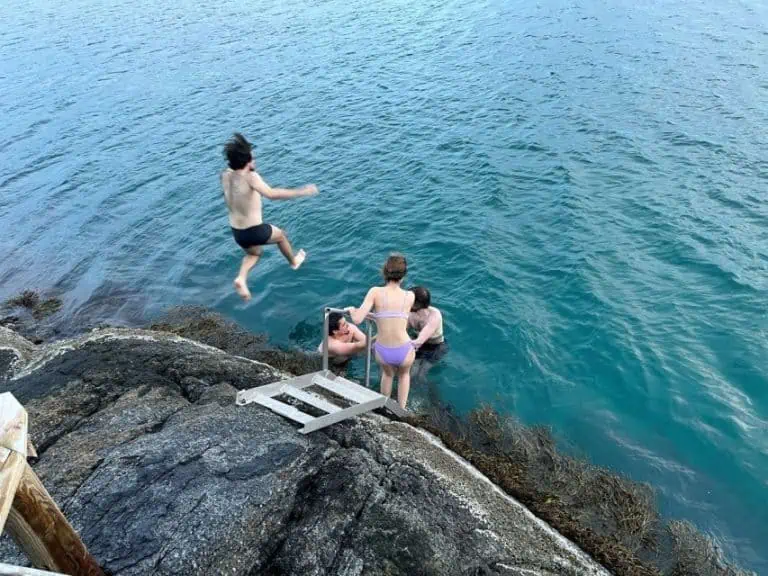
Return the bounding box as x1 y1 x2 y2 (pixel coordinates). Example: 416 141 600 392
328 312 349 337
224 132 253 170
410 286 431 311
382 254 407 283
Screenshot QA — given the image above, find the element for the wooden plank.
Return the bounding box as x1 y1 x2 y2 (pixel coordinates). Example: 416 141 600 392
312 375 382 405
6 461 105 575
26 440 37 461
0 561 67 575
0 451 26 533
282 386 341 414
0 393 28 457
5 509 54 571
300 396 387 434
251 396 313 425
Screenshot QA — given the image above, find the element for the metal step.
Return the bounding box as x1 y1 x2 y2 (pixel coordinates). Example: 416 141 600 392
311 374 381 404
252 395 313 425
282 385 341 414
237 370 388 434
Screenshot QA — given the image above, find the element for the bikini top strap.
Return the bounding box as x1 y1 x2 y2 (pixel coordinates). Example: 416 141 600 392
373 288 410 318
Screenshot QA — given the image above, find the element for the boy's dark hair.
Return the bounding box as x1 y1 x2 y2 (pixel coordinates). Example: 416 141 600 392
411 286 431 310
382 254 407 282
328 312 344 335
224 132 253 170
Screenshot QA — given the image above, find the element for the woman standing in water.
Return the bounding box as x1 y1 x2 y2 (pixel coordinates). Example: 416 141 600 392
346 254 415 409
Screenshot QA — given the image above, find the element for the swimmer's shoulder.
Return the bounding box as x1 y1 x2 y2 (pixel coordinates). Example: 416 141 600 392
221 168 235 188
222 169 258 194
367 285 382 305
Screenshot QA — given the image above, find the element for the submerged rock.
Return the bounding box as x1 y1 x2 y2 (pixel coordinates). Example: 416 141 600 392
1 327 607 576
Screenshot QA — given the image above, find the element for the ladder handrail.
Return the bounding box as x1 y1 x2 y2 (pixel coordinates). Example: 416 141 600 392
322 307 373 388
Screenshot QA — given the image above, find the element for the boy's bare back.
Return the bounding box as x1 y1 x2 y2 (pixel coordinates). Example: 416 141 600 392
221 169 265 229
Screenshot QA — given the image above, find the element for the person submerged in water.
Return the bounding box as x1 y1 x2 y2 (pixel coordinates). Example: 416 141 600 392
318 311 368 363
409 286 447 381
346 254 416 409
221 133 318 301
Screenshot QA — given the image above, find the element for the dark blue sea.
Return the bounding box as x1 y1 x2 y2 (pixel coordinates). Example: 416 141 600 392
1 0 766 570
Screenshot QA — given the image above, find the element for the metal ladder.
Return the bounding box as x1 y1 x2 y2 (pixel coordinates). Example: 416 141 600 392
236 307 404 433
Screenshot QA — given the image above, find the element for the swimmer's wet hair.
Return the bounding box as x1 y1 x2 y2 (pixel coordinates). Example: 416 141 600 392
411 286 431 310
382 254 407 282
224 132 253 170
328 312 344 335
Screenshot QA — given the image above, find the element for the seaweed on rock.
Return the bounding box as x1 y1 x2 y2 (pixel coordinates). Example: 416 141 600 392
150 306 321 375
408 405 753 576
3 289 63 319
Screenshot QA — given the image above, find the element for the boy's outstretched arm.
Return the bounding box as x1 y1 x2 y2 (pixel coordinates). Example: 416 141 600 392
250 171 317 200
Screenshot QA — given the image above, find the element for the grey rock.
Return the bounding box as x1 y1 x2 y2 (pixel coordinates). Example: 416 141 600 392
0 325 36 381
0 327 607 576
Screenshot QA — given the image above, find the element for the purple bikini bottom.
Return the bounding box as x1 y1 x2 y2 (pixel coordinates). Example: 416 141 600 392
373 341 414 367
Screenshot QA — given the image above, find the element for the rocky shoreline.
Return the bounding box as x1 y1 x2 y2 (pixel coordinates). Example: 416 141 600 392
0 295 754 576
1 322 608 575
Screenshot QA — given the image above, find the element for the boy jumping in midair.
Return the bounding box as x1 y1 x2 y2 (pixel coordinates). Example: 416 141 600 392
221 133 318 301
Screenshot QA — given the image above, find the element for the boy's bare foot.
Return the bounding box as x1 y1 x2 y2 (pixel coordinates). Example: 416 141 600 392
234 277 251 301
291 249 307 270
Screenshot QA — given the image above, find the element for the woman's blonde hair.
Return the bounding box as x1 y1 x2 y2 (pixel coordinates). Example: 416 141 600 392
382 253 407 282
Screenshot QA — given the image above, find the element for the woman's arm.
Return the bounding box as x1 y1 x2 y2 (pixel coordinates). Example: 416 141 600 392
346 288 376 325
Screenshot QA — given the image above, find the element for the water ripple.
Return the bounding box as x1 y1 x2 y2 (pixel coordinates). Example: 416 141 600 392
1 0 767 571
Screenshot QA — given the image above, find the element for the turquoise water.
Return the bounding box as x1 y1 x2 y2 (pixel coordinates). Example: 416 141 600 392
1 0 767 569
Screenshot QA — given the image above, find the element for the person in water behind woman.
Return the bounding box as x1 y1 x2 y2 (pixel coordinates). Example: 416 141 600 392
409 285 447 382
346 254 415 409
221 133 318 301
